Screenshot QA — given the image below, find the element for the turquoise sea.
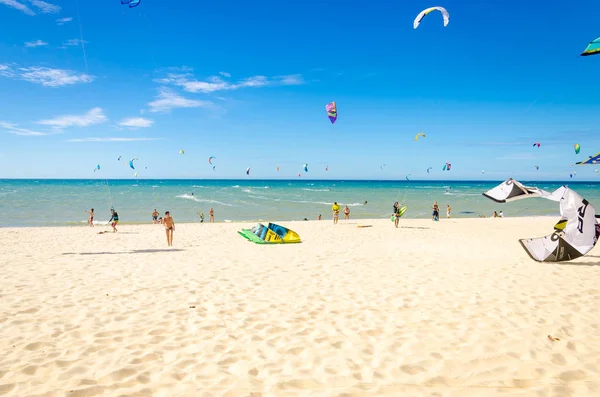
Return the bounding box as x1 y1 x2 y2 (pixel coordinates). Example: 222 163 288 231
2 179 600 227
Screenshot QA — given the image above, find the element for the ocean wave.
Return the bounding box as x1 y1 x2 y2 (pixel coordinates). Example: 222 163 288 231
176 194 233 206
242 188 252 193
302 188 331 192
152 185 160 188
192 185 205 188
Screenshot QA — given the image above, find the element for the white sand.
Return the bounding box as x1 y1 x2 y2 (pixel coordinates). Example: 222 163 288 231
1 217 599 397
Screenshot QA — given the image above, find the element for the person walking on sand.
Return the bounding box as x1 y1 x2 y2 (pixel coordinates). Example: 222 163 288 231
163 211 175 246
152 209 159 224
343 205 350 220
109 208 119 232
86 208 94 227
197 211 204 223
332 202 340 224
393 201 401 228
432 202 439 222
446 204 451 218
209 208 214 223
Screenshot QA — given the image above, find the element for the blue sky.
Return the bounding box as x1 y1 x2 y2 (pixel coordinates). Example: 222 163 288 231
1 0 600 180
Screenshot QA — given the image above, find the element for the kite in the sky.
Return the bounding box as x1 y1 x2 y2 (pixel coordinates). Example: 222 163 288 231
325 166 328 171
117 156 122 161
93 164 100 172
533 142 541 148
129 157 138 170
303 164 308 172
482 178 600 262
179 150 185 155
576 152 600 165
535 165 539 170
213 166 216 171
415 132 426 141
246 167 251 175
443 162 451 171
574 144 581 154
427 167 432 173
406 174 411 181
580 37 600 56
414 6 449 29
121 0 141 8
326 101 337 124
208 156 216 164
277 166 280 171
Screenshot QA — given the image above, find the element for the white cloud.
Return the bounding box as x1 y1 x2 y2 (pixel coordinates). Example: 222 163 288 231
157 71 304 93
67 137 161 143
62 38 88 47
29 0 59 13
118 117 154 128
25 39 48 48
0 0 59 15
18 67 94 87
0 0 34 15
219 71 231 78
0 64 13 77
148 87 212 113
0 121 51 136
56 16 72 25
38 107 107 130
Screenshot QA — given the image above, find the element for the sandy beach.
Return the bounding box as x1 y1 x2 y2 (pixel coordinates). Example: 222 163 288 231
1 217 599 397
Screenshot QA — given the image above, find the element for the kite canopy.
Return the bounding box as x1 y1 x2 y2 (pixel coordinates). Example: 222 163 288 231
427 167 432 173
576 152 600 165
93 164 100 172
326 101 337 124
179 150 185 155
303 164 308 172
208 156 216 164
574 144 581 154
246 167 251 175
442 162 451 171
483 179 600 262
238 223 301 244
533 142 541 147
581 37 600 56
414 6 449 29
121 0 141 8
415 132 426 141
129 158 138 170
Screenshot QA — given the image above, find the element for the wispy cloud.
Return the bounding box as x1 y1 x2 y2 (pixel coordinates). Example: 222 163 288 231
56 16 72 25
67 137 162 143
0 0 59 15
0 64 13 77
17 66 94 87
156 71 305 93
0 121 51 136
148 87 212 113
25 39 48 48
118 117 154 128
61 38 88 47
38 107 107 130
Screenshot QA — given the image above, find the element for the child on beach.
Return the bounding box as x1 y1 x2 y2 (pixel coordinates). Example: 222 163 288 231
86 208 94 227
343 205 350 220
163 211 175 246
152 209 159 224
209 208 214 223
198 211 204 223
318 214 322 220
332 202 340 224
446 204 451 218
109 208 119 232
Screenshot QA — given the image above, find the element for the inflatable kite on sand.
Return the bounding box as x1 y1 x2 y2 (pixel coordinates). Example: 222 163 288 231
238 222 301 244
482 178 600 262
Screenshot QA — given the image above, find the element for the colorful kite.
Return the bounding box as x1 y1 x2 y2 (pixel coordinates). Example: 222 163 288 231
533 142 541 148
415 132 426 141
326 101 337 124
303 164 308 172
535 165 539 170
576 152 600 165
93 164 100 172
179 150 185 155
574 144 581 154
208 156 216 164
129 157 138 170
581 37 600 56
443 162 451 171
121 0 141 8
414 6 449 29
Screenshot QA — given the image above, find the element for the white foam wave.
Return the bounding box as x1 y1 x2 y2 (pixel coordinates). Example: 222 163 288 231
152 185 160 188
176 194 233 206
242 188 252 193
302 188 330 192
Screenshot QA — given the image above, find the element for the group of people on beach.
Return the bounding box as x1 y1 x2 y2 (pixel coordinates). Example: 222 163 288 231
330 202 351 224
86 208 119 232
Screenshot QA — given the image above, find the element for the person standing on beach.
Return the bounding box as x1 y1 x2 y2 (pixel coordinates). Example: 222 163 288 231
343 205 350 220
86 208 94 227
163 211 175 246
209 208 214 223
393 202 401 228
109 208 119 232
152 209 159 224
332 202 340 224
197 211 204 223
446 204 451 218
